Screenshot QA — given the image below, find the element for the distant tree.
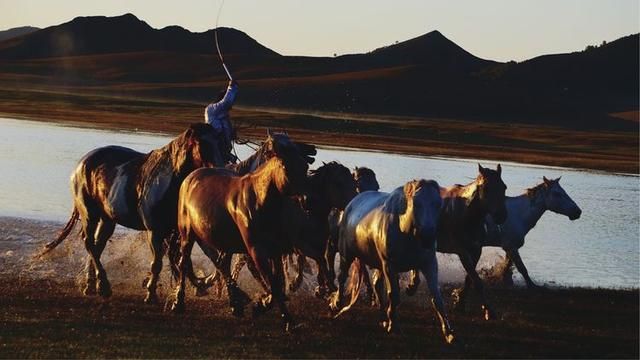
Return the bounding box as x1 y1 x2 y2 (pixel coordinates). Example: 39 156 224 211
334 53 337 57
584 45 596 51
601 40 607 47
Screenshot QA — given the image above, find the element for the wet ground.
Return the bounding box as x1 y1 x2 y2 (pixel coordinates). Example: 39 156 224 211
0 217 637 358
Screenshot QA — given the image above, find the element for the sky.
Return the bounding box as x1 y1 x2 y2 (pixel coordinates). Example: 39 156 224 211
0 0 638 62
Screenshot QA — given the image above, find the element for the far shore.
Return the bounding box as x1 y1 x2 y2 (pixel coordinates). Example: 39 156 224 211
0 88 637 174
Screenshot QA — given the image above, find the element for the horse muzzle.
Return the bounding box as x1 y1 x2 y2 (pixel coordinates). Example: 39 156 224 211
569 208 582 220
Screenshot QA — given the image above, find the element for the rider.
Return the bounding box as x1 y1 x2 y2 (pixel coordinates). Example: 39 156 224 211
205 79 239 165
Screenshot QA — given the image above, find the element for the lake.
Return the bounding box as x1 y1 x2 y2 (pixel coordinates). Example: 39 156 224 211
0 117 638 289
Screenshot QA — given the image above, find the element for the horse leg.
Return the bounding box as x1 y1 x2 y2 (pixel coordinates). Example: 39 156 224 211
83 257 97 296
93 218 115 298
288 254 306 293
371 269 387 325
360 265 377 307
452 274 472 313
381 262 400 333
459 249 496 320
171 235 194 313
143 231 166 304
421 250 455 344
405 269 421 296
82 214 110 298
247 245 294 331
508 249 541 290
500 251 515 287
201 250 251 317
329 253 354 312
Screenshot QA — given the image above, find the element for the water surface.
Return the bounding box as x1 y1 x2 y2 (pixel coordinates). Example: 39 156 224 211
1 117 637 289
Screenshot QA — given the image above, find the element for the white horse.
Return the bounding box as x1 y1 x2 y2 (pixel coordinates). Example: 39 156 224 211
407 176 582 301
330 179 455 344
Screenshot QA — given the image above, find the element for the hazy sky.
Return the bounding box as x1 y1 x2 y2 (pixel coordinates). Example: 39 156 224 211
1 0 638 61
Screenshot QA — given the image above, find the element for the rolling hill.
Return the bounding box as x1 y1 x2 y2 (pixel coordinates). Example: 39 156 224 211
0 13 636 130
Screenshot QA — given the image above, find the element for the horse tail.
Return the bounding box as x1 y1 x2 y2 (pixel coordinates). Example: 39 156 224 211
334 259 365 318
40 207 79 256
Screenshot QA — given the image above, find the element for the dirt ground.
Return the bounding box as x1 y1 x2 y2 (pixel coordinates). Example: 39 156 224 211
0 216 637 358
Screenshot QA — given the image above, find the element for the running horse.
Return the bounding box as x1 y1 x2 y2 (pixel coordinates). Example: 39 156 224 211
407 176 581 293
433 164 507 320
171 135 311 331
330 179 455 344
41 123 221 303
212 161 358 298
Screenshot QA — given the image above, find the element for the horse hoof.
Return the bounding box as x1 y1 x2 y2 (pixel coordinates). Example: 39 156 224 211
194 286 209 297
444 332 456 345
252 302 269 318
405 285 418 296
231 306 245 318
171 302 185 314
83 285 97 296
144 293 158 305
482 306 496 321
97 283 112 298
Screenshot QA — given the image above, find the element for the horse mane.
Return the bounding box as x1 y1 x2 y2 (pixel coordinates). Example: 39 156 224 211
247 156 288 207
308 161 345 189
230 143 267 175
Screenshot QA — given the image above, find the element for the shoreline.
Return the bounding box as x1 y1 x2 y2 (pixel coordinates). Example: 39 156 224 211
0 88 637 174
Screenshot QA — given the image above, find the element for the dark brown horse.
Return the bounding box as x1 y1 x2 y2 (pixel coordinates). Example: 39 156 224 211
171 136 310 331
323 166 380 297
433 164 507 320
41 123 221 303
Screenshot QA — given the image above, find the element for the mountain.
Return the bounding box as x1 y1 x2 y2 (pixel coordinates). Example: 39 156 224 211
0 26 39 42
0 13 277 59
0 14 636 130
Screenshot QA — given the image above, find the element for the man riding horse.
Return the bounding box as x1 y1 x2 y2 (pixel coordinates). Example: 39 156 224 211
205 79 239 165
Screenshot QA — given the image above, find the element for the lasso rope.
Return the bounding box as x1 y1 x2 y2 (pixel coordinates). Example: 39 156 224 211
215 0 233 80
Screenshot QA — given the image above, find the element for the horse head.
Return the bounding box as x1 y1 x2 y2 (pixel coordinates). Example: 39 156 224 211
353 167 380 193
476 164 508 224
309 162 357 211
400 179 442 249
540 176 582 220
263 132 310 195
172 123 220 172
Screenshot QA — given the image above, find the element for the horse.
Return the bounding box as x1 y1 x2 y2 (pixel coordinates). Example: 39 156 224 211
323 166 380 298
164 132 317 293
171 136 311 331
330 179 455 344
41 123 221 303
407 176 581 294
426 164 508 321
211 161 358 300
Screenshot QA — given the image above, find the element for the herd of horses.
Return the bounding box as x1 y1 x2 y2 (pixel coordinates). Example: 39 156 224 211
41 123 582 344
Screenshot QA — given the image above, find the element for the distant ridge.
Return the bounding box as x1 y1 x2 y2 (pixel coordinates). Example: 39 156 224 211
0 26 40 42
0 13 278 59
0 14 636 130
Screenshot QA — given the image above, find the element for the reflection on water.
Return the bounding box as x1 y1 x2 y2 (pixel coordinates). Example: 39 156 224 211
0 117 638 289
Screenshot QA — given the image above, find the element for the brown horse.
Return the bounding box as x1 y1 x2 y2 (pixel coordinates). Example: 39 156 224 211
41 123 221 303
435 164 507 320
203 161 358 298
165 132 317 292
171 136 310 331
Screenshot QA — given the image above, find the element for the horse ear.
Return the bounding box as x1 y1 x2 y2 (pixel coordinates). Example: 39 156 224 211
478 163 485 176
543 176 552 187
266 128 272 137
555 176 562 183
497 164 502 176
